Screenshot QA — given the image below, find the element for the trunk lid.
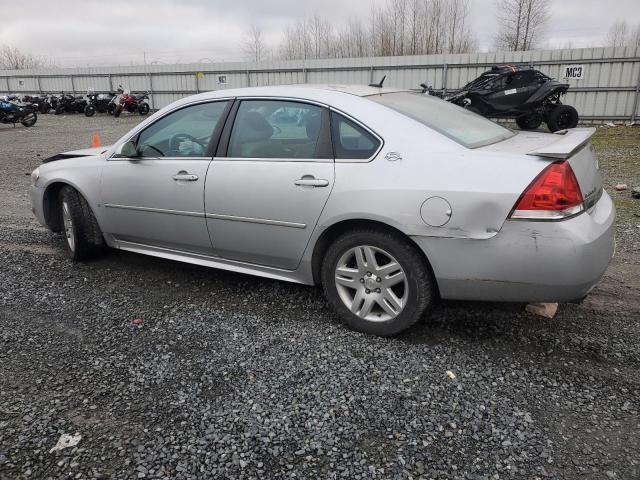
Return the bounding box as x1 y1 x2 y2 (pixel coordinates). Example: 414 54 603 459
483 128 602 209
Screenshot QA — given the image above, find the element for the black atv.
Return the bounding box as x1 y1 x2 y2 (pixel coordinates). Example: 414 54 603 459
429 65 579 132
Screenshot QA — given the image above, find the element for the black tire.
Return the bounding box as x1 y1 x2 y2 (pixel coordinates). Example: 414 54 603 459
321 229 434 337
545 105 579 132
39 103 51 114
58 186 105 261
84 105 96 117
114 105 123 118
54 105 64 115
138 103 150 115
21 113 37 127
107 103 116 115
516 113 543 130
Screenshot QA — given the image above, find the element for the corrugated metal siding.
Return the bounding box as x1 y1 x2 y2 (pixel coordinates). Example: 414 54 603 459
1 46 639 120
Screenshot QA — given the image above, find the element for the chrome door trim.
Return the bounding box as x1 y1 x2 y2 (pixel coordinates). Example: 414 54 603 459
217 157 333 163
103 203 204 218
205 212 306 229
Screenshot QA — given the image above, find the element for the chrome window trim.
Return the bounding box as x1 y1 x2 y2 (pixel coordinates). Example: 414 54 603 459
107 156 213 162
328 107 384 163
213 156 333 164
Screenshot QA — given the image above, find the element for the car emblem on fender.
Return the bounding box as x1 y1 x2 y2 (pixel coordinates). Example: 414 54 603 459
385 151 402 161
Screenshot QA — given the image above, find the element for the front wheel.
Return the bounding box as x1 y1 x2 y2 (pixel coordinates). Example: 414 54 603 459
545 105 579 132
516 113 543 130
21 112 37 127
138 103 150 115
114 105 123 118
59 186 105 261
321 229 434 337
107 103 116 115
84 105 96 117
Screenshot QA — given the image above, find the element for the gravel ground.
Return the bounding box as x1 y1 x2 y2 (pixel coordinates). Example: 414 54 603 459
1 115 639 480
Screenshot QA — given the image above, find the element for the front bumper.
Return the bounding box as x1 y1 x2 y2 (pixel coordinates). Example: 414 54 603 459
412 190 616 303
30 185 47 227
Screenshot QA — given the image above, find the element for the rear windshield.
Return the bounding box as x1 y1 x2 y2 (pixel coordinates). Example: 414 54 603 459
369 92 514 148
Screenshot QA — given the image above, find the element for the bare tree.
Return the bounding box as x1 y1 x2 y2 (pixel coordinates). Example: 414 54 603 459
242 25 267 63
605 20 632 47
495 0 549 51
278 0 476 61
0 45 48 70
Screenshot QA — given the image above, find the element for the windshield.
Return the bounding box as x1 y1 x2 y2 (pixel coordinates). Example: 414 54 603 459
369 91 514 148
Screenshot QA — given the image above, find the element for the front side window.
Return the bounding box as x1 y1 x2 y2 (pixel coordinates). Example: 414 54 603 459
136 101 229 158
227 100 324 159
331 112 381 160
369 92 514 149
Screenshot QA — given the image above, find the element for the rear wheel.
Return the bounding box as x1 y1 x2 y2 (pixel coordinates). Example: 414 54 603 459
516 113 543 130
138 103 150 115
39 103 51 114
107 103 116 115
59 186 105 261
321 229 434 337
21 112 37 127
545 105 579 132
84 105 96 117
114 105 123 118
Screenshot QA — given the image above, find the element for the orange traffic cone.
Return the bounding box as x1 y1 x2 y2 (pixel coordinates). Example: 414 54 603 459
91 133 101 148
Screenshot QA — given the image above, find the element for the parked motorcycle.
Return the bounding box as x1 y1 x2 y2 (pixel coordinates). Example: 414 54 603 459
84 90 115 116
21 95 52 114
0 98 37 127
54 94 86 115
113 89 150 117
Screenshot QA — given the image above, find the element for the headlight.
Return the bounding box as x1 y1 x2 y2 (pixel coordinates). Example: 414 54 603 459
30 167 40 186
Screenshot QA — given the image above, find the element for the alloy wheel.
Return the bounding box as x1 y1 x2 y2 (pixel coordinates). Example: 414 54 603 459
334 245 408 322
62 201 75 252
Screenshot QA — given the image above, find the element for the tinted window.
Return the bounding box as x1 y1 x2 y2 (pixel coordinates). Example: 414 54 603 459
508 71 536 89
331 112 380 159
137 101 228 158
228 100 324 159
370 92 514 149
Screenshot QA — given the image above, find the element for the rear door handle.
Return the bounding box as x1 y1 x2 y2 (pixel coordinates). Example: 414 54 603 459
172 172 199 181
294 177 329 187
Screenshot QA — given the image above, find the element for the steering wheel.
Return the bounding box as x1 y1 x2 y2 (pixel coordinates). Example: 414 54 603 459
168 133 205 155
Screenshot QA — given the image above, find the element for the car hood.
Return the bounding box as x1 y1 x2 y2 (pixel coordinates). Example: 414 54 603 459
42 145 112 163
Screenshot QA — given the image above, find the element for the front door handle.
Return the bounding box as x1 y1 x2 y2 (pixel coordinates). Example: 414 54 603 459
172 171 198 181
294 176 329 187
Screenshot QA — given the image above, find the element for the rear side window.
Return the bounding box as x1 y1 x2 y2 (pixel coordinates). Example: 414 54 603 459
331 112 380 159
227 100 324 159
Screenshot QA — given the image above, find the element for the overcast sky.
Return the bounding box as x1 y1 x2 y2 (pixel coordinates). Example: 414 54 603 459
1 0 639 68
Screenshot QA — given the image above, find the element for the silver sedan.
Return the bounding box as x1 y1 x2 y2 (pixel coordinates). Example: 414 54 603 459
30 85 615 336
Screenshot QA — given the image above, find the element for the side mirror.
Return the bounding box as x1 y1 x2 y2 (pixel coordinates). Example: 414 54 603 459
118 140 140 158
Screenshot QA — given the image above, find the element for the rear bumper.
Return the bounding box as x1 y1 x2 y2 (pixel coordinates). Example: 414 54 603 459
412 190 616 303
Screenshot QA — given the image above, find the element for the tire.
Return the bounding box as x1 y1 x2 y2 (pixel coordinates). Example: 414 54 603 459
516 113 543 130
107 103 116 115
39 103 51 114
54 105 64 115
114 105 123 118
545 105 579 132
58 186 105 261
21 113 37 127
84 105 96 117
321 229 434 337
138 103 150 115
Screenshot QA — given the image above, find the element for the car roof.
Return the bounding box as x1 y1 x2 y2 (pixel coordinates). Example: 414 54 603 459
170 84 408 109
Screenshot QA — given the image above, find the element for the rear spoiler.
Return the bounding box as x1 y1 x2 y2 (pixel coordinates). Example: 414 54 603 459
527 128 596 159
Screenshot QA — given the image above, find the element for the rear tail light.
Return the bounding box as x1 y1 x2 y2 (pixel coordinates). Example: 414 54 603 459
510 160 584 220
